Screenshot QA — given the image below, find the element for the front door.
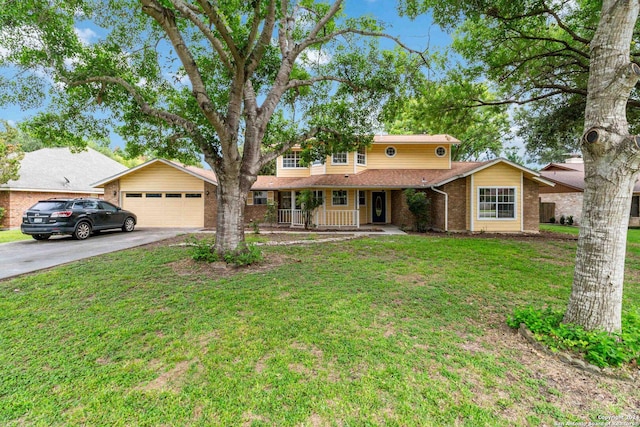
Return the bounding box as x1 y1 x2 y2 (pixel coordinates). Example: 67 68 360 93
372 191 386 223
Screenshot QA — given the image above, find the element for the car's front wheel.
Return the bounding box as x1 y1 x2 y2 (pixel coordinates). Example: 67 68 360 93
73 221 92 240
32 234 51 241
122 217 135 232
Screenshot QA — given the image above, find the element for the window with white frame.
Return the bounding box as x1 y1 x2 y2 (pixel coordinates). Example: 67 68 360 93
282 151 303 168
332 190 348 206
357 147 366 165
332 152 348 164
478 187 516 219
253 191 267 205
312 190 324 205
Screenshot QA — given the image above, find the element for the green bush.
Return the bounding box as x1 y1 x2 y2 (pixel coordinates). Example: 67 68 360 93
188 235 218 262
507 306 640 368
223 242 263 266
0 207 5 223
404 188 431 232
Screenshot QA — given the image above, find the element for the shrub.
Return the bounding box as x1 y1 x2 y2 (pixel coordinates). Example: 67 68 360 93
507 306 640 368
187 235 218 262
0 207 5 223
559 215 566 225
567 215 574 226
404 188 431 232
549 216 555 224
223 242 263 266
264 201 278 226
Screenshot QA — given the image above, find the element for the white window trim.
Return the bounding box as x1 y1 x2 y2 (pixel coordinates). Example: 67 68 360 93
282 151 305 169
332 189 348 206
356 147 367 166
331 152 349 165
385 146 397 158
252 191 267 205
477 186 517 220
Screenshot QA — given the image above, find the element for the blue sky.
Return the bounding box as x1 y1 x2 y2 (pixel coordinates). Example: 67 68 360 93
0 1 452 149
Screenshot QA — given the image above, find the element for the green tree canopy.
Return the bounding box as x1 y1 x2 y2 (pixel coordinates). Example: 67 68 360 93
0 120 24 184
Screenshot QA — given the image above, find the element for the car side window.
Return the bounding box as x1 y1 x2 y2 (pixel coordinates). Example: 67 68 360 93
98 201 118 212
85 201 99 210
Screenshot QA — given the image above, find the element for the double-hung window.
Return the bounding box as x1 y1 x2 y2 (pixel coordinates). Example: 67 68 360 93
253 191 267 205
282 151 302 168
332 152 348 165
478 187 516 219
332 190 348 206
356 147 366 166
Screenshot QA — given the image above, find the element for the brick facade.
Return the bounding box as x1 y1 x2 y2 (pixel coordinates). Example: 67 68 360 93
204 182 218 228
539 191 583 225
523 178 541 232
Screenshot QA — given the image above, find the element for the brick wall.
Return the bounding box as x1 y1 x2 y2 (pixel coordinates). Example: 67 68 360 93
539 191 583 225
390 190 412 229
103 181 120 205
443 179 468 232
523 178 541 232
204 182 217 228
0 191 9 229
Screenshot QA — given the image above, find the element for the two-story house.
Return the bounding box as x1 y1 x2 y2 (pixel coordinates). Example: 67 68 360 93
250 134 554 232
93 134 553 232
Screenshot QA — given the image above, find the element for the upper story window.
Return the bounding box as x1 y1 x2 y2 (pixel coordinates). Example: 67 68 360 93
435 146 447 157
478 187 516 219
282 151 303 168
385 146 397 157
357 147 366 165
332 152 348 165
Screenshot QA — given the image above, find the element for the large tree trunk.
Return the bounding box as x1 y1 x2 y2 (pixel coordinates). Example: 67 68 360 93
212 162 257 256
563 0 640 333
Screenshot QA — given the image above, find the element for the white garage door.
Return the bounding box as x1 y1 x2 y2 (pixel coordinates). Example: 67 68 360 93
123 192 204 227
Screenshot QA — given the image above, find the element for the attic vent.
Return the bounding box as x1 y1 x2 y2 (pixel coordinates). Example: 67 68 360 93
385 146 396 157
435 146 447 157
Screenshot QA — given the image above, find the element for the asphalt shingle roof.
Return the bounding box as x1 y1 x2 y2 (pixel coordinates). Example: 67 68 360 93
1 147 128 192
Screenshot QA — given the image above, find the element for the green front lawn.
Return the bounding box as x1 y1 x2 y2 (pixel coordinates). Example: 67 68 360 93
0 234 638 426
0 229 30 243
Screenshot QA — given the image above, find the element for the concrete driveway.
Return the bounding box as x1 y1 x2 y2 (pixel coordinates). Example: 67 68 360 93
0 228 197 280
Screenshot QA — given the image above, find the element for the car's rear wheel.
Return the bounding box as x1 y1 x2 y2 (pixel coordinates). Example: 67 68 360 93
32 234 51 241
122 217 135 232
73 221 92 240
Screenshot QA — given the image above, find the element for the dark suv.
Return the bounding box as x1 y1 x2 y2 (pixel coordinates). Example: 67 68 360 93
21 198 137 240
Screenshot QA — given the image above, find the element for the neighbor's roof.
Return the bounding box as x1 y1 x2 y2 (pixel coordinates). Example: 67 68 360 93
0 147 127 193
540 163 640 192
92 158 218 187
253 159 554 190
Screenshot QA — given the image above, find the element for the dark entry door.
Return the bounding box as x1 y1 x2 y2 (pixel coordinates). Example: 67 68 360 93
372 191 386 223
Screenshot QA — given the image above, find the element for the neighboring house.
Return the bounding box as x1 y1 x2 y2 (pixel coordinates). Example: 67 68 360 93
0 148 127 229
539 156 640 226
95 134 553 233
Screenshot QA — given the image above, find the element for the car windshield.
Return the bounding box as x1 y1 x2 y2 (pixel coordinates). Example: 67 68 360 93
29 201 69 211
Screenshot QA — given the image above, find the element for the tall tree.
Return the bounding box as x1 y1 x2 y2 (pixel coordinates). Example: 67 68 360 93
563 0 640 332
401 0 640 332
0 120 24 184
382 75 509 161
0 1 412 256
399 0 640 164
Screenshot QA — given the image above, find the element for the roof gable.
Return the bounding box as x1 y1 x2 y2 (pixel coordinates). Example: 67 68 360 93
91 158 217 187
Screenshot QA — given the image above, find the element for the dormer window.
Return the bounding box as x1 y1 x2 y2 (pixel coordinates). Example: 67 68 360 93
332 152 348 165
435 146 447 157
385 146 397 157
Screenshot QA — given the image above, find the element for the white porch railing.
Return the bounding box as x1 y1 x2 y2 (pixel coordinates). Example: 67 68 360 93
278 209 359 227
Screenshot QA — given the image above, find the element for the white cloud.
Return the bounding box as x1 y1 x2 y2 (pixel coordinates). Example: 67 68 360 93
299 49 332 67
75 27 97 45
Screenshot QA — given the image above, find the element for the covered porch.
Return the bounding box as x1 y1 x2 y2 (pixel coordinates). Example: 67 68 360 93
276 189 391 228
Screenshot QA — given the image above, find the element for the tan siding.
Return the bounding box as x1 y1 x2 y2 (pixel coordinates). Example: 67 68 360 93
366 144 451 169
472 164 522 232
119 162 205 192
